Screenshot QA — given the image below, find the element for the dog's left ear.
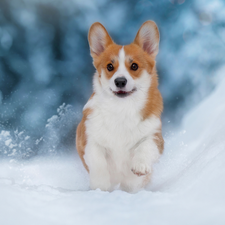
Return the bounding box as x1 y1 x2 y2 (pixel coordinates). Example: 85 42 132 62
88 22 114 58
134 21 160 57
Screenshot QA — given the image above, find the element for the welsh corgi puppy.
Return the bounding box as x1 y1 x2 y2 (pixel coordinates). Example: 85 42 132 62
76 21 164 193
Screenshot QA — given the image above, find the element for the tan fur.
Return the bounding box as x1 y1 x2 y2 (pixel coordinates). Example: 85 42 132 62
141 71 163 120
154 131 164 154
131 22 163 120
93 44 122 78
124 44 155 79
122 43 163 120
76 106 93 172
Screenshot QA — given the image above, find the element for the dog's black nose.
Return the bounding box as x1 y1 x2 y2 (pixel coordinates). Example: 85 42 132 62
114 77 127 88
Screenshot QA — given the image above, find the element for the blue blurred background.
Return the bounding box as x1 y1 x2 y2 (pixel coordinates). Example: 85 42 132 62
0 0 225 158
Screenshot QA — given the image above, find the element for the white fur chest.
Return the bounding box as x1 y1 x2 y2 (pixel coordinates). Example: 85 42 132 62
84 93 160 153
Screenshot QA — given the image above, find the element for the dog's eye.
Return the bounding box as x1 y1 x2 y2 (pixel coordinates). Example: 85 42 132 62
107 63 114 71
131 63 138 71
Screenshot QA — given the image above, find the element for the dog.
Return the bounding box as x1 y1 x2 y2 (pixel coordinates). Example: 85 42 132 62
76 21 164 192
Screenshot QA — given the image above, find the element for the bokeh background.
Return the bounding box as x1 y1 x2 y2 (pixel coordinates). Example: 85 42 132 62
0 0 225 159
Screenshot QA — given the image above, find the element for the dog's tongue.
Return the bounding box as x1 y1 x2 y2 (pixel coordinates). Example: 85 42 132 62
117 90 126 94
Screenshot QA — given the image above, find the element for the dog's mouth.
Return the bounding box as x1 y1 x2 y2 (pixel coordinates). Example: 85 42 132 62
111 88 136 98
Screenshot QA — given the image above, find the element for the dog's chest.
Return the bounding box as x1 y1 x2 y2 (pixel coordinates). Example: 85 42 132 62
86 99 156 151
84 95 161 175
98 111 140 149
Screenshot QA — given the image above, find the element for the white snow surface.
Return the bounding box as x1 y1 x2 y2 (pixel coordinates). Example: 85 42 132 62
1 79 225 225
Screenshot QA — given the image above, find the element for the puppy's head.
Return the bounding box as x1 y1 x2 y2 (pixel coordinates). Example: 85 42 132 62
88 21 160 98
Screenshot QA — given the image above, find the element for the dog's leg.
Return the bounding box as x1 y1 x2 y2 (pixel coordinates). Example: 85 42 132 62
84 142 111 191
131 138 160 177
119 139 160 192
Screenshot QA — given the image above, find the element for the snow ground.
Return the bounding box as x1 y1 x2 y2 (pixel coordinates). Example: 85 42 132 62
1 79 225 225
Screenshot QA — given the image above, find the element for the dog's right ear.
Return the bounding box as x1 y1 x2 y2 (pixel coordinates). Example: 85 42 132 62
88 22 113 58
134 21 160 57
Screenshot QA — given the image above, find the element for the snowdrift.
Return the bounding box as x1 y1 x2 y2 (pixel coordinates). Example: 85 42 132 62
1 78 225 225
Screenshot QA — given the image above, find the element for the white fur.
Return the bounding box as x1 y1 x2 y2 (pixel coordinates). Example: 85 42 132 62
83 48 161 192
109 47 135 92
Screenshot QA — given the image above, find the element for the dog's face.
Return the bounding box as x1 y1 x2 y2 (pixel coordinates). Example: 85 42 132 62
88 21 159 98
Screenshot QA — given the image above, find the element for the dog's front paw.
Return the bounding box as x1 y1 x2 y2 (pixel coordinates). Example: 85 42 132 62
131 162 151 177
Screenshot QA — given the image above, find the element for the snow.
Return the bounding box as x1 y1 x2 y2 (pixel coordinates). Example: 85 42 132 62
1 79 225 225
